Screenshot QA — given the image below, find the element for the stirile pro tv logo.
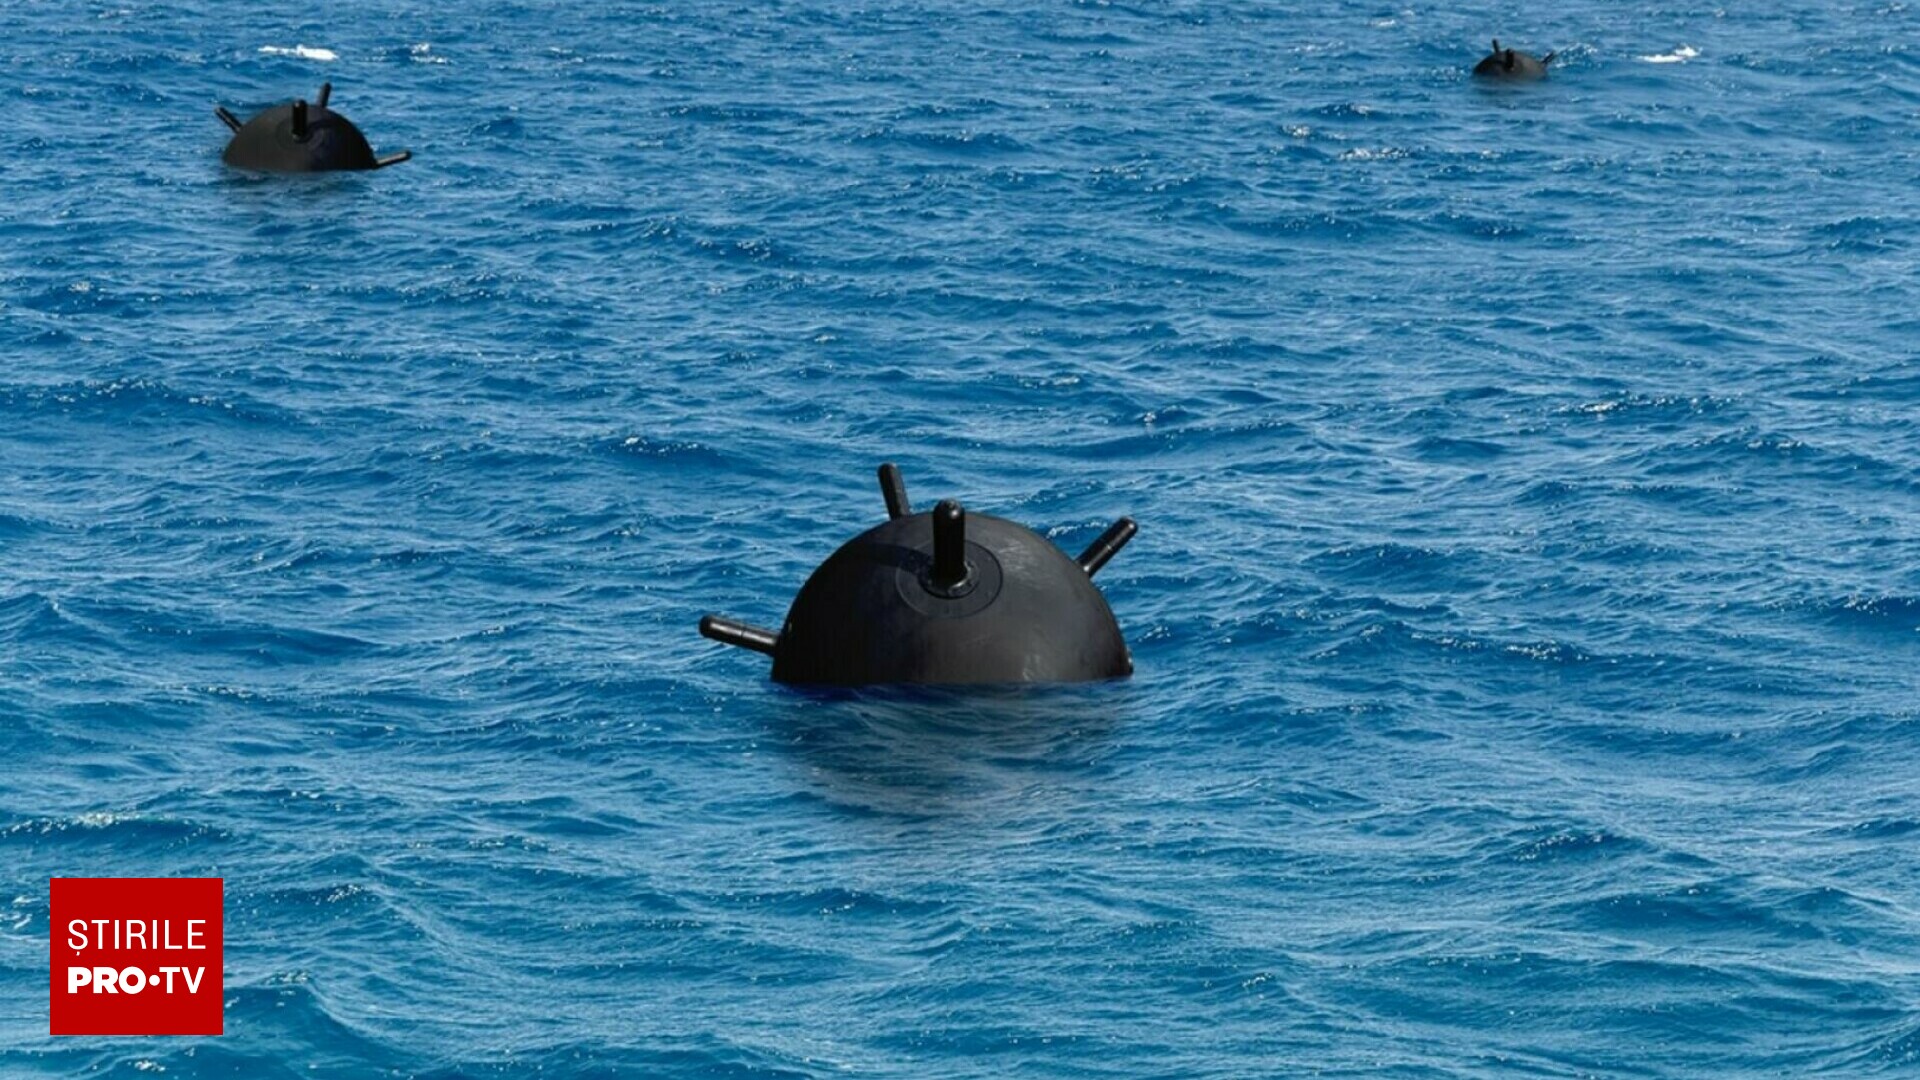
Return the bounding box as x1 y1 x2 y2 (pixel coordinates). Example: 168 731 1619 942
50 878 223 1035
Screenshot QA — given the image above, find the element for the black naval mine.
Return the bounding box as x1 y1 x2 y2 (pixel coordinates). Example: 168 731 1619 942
1473 39 1557 80
700 463 1138 686
216 83 410 172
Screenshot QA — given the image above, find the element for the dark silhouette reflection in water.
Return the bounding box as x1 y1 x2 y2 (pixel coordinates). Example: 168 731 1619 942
764 683 1136 822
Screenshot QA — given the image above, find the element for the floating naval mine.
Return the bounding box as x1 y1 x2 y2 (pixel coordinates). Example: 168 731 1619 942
700 463 1138 686
1473 39 1557 80
215 83 410 172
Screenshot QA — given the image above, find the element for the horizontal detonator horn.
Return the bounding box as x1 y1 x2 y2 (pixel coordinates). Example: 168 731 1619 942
699 615 779 655
215 106 243 132
1076 518 1137 576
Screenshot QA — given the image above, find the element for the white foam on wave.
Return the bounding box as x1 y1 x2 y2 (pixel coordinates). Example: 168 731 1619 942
1640 45 1700 63
410 43 448 64
259 44 338 62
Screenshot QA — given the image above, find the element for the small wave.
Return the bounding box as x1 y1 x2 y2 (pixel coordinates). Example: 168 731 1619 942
0 377 301 430
0 590 71 634
0 592 118 655
1313 102 1383 119
467 114 523 138
1033 30 1137 48
1337 146 1410 162
1309 616 1595 668
416 1037 823 1079
218 980 409 1070
1640 45 1700 64
1495 824 1650 865
157 623 385 664
1 813 233 847
1812 214 1909 252
1557 392 1734 420
1823 1019 1920 1073
1409 434 1507 461
1823 593 1920 634
259 44 338 62
268 882 380 910
1820 817 1920 840
664 103 799 124
852 125 1031 156
747 885 940 921
1308 542 1464 584
1555 877 1882 943
0 509 49 540
606 434 728 464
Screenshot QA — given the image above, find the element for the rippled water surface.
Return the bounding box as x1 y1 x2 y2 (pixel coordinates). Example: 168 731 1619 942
4 2 1919 1076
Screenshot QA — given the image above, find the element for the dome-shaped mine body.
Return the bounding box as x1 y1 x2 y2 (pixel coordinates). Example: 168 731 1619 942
216 84 410 172
772 508 1130 685
700 464 1137 687
1473 39 1556 80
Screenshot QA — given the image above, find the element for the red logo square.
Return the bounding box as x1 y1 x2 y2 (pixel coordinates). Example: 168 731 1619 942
49 878 224 1035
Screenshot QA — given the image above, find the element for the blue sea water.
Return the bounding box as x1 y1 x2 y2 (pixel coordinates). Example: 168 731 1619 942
3 0 1919 1074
